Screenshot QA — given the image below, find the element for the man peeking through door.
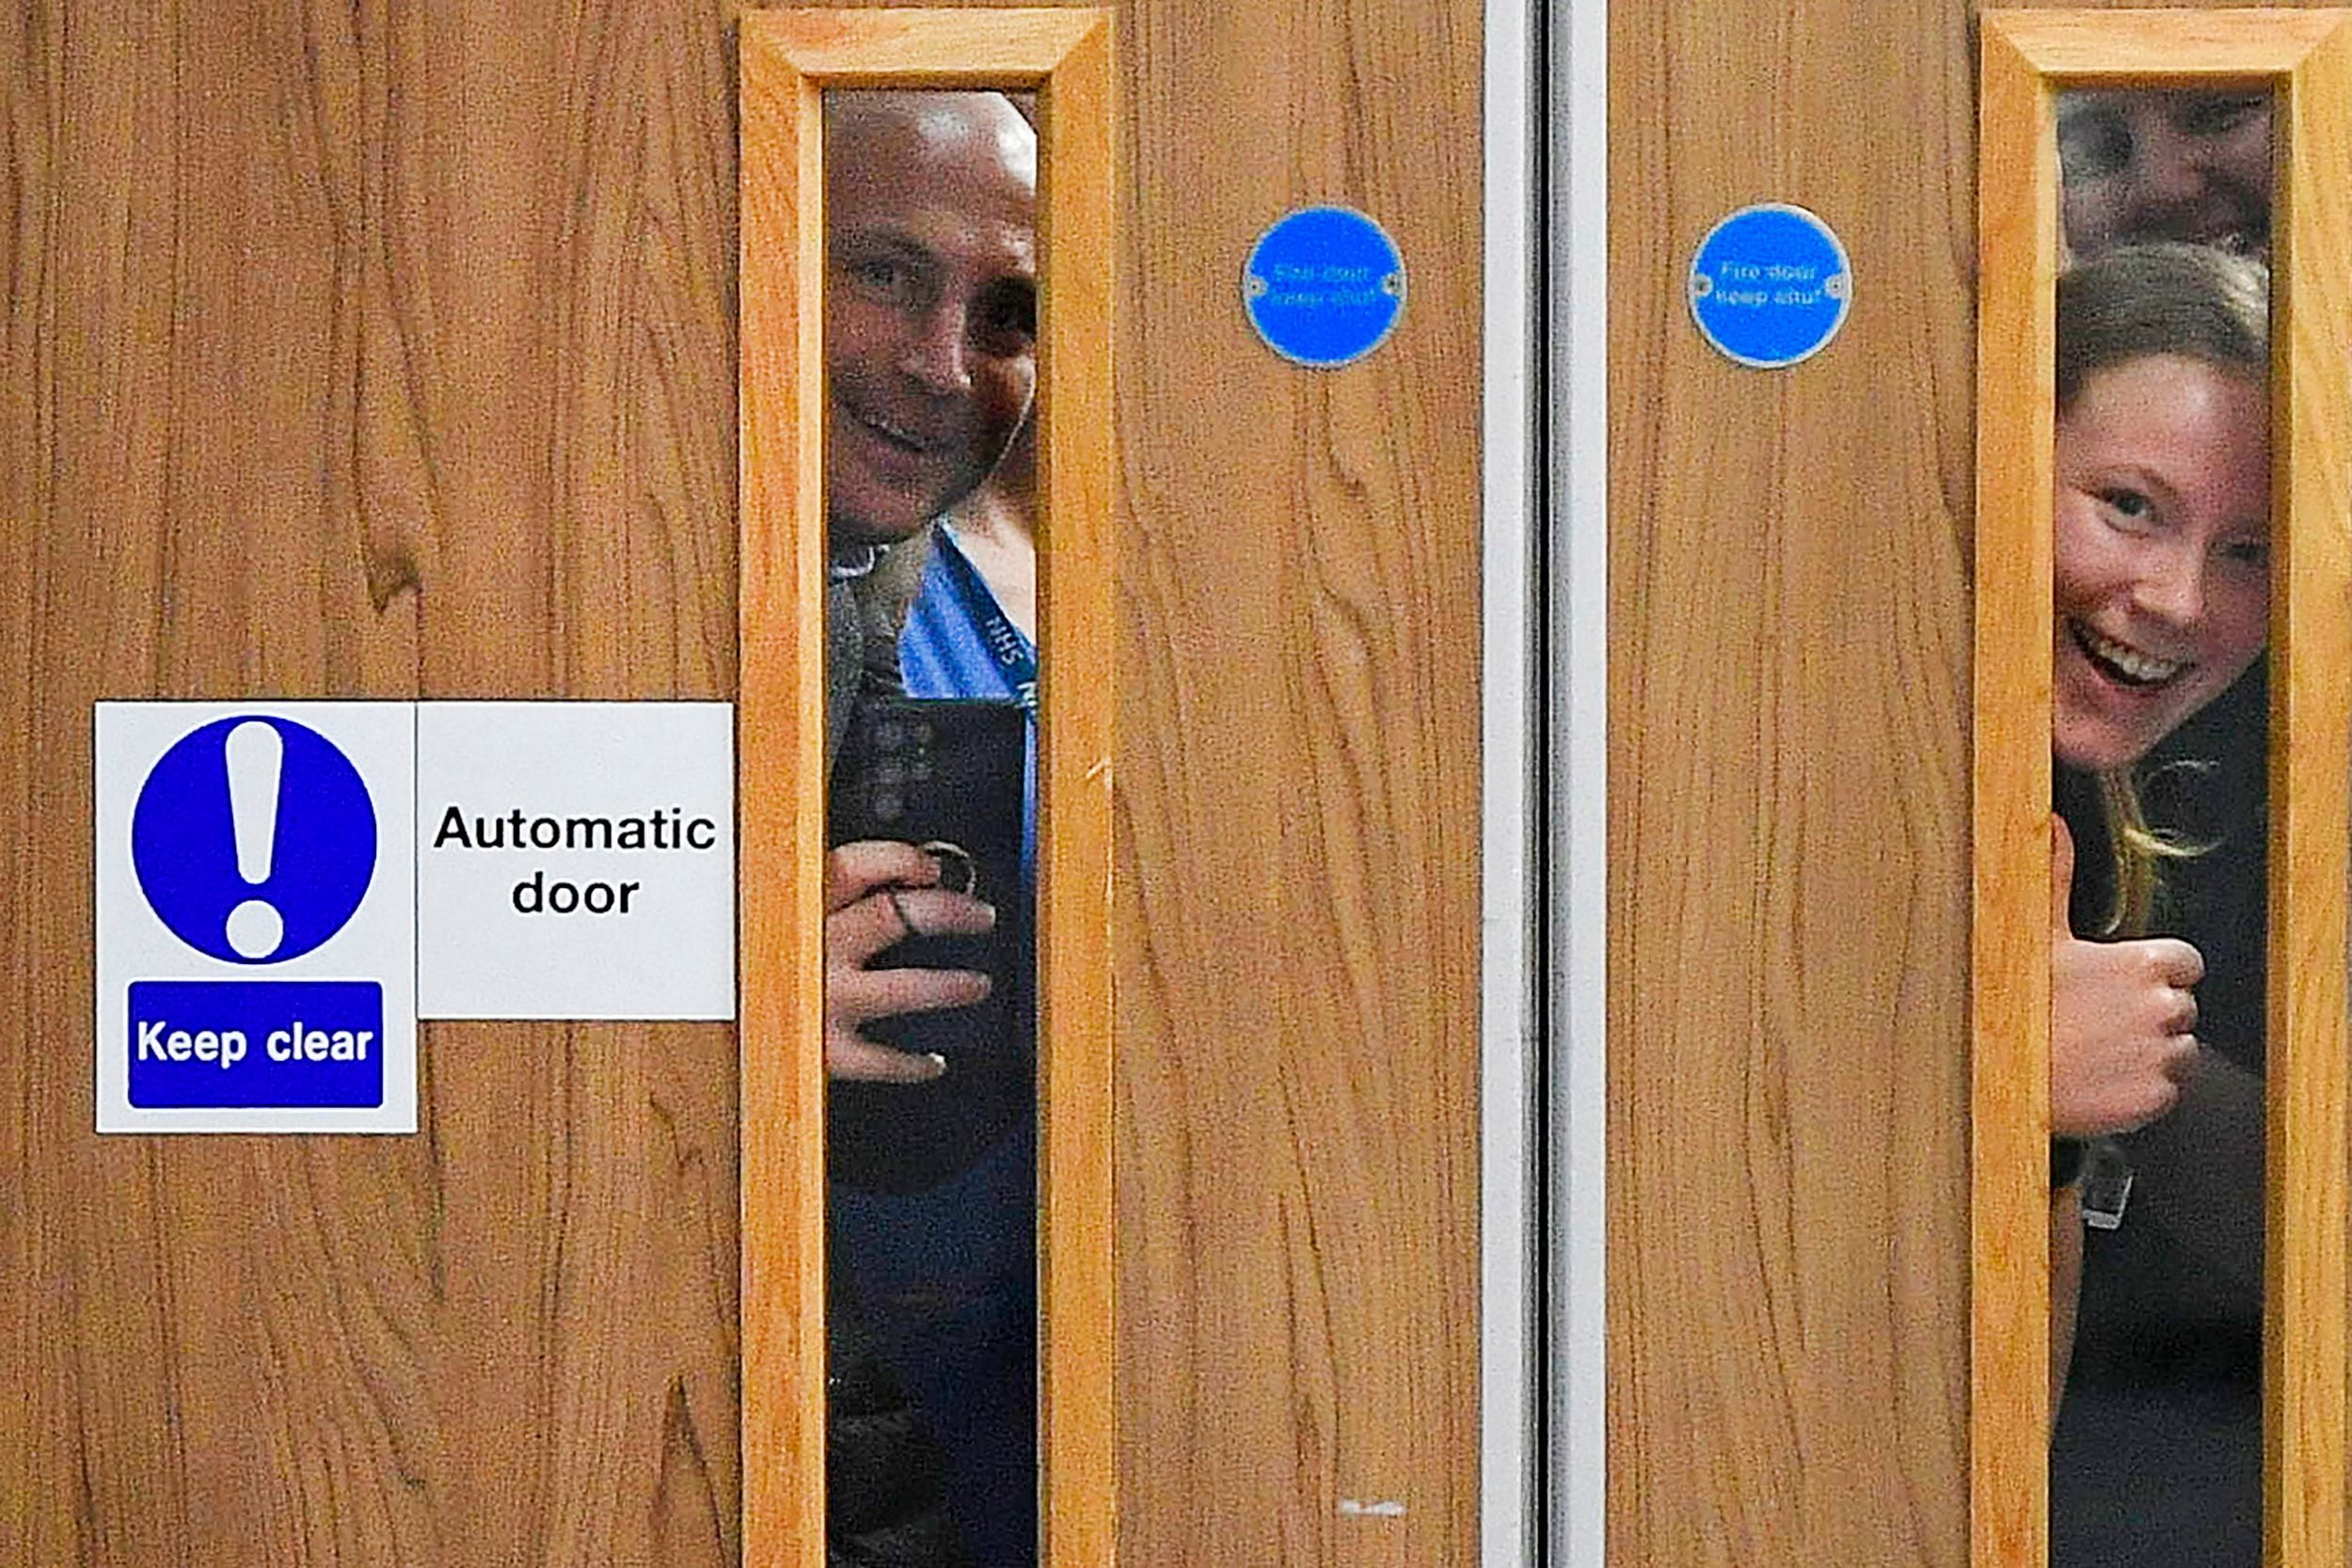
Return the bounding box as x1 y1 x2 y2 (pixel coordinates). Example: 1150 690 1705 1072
821 90 1038 1086
814 88 1044 1568
2059 89 2272 262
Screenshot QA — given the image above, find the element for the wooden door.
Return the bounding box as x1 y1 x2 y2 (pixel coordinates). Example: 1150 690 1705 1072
1605 0 1979 1562
1606 2 2344 1565
0 0 1486 1564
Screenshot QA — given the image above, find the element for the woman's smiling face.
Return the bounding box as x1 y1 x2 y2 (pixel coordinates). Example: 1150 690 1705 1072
2053 353 2270 772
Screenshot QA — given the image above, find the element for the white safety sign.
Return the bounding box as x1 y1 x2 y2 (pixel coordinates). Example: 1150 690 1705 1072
95 700 736 1134
415 703 736 1021
95 703 419 1133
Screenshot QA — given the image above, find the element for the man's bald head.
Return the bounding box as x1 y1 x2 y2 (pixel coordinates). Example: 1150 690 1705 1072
826 91 1036 188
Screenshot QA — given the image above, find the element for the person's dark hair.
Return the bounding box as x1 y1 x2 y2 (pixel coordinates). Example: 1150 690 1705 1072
2056 242 2270 935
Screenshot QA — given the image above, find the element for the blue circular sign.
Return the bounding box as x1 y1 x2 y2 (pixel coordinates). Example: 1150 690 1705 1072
1688 204 1851 369
1243 206 1406 368
131 715 376 964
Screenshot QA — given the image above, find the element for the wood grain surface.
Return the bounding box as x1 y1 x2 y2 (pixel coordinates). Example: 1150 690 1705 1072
2263 20 2352 1565
739 27 828 1568
1608 0 1979 1560
0 0 1484 1564
1973 26 2059 1563
0 0 744 1560
1105 0 1483 1559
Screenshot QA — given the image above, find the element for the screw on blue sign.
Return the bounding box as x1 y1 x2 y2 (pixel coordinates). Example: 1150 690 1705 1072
1687 204 1851 369
131 715 376 964
1243 206 1406 368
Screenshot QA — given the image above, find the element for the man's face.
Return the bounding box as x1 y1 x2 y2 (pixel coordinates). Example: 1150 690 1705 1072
826 94 1038 546
2058 89 2273 260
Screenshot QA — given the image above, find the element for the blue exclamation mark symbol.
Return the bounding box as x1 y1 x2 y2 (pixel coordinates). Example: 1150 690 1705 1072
134 713 376 966
223 721 285 960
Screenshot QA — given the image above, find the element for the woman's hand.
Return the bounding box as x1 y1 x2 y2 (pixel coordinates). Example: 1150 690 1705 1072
824 839 995 1083
2050 815 2202 1136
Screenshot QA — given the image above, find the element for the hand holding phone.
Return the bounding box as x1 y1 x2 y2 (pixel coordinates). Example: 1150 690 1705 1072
827 699 1033 1193
823 839 996 1084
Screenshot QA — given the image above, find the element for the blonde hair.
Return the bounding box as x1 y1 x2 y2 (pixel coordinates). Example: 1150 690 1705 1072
2094 770 2195 936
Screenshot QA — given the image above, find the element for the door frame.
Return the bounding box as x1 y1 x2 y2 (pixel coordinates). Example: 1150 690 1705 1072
738 15 1117 1566
1538 0 1606 1560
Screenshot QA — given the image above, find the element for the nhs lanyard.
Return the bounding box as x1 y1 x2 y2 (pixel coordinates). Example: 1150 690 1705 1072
936 530 1038 714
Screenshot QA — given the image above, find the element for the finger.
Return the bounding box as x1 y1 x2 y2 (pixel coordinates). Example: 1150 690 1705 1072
2161 987 2198 1037
2159 1034 2201 1085
2052 814 2077 934
2122 1076 2185 1133
827 1037 949 1084
889 887 997 939
825 840 943 912
831 963 993 1025
828 889 997 966
2139 937 2206 990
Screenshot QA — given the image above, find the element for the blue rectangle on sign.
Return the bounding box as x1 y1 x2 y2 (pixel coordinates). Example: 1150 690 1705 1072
128 981 385 1109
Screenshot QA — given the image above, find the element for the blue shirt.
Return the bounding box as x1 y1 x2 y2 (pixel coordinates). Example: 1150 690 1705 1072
898 526 1038 890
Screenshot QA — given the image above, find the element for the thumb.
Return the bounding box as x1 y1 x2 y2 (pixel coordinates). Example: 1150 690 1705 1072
2051 813 2077 935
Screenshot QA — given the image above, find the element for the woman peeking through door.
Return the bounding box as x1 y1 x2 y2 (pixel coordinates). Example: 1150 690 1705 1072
2048 242 2268 1136
2042 241 2268 1455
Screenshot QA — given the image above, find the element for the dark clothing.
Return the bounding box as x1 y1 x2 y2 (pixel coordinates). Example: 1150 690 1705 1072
833 529 1040 1567
828 1297 969 1568
834 1124 1038 1568
830 567 910 761
2051 664 2266 1568
826 564 969 1568
2049 1327 2262 1568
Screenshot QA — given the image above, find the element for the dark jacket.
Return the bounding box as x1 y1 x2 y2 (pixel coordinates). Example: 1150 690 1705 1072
2049 667 2267 1568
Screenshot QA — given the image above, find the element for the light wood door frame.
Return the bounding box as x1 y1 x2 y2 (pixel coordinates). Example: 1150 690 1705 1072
1974 13 2352 1567
739 11 1116 1566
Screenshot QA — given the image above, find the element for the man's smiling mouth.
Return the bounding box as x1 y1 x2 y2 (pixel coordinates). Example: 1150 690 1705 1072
838 394 942 456
857 408 929 452
2071 618 2190 688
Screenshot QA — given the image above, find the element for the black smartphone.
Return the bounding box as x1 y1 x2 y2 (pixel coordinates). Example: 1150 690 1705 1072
827 697 1032 1193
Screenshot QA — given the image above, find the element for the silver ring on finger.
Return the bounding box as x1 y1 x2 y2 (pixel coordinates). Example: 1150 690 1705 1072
884 886 922 942
919 839 978 897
